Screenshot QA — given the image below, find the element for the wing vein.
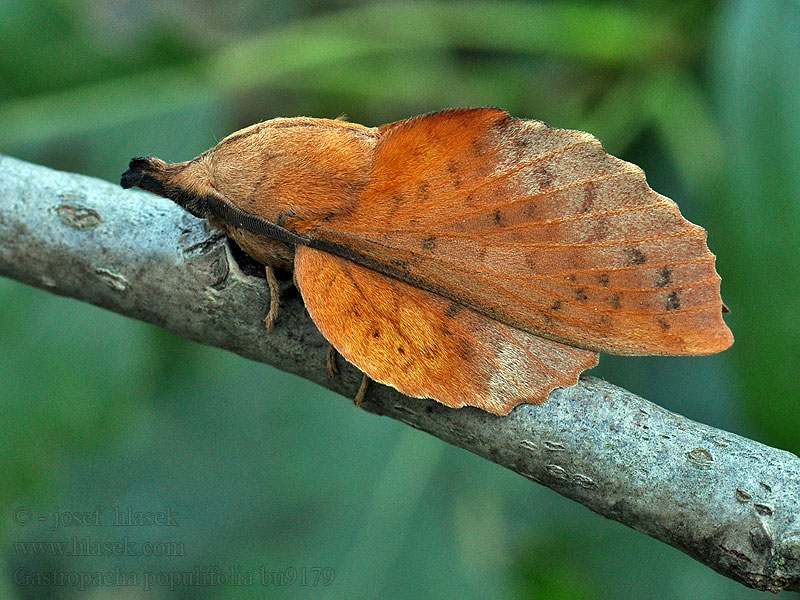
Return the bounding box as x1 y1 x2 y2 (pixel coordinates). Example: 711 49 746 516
362 142 634 232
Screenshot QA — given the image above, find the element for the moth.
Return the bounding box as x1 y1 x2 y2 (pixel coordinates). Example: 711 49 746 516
120 107 732 414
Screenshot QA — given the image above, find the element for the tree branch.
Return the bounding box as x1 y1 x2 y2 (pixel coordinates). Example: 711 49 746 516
1 154 798 593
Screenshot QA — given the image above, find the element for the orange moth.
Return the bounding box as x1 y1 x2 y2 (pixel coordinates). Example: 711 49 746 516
120 108 732 414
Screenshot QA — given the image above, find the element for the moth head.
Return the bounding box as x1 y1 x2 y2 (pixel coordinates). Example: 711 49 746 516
120 155 215 220
121 117 376 229
119 124 280 222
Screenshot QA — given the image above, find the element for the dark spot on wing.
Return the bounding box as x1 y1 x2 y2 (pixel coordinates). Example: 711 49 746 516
575 288 588 301
550 300 563 311
523 202 536 217
373 330 380 338
591 219 609 241
596 315 611 329
565 274 576 282
515 137 530 148
390 258 409 272
657 318 671 330
626 247 647 265
456 338 473 359
397 346 406 355
535 167 553 189
421 236 437 251
447 160 459 173
525 254 537 269
597 273 610 287
384 194 405 219
445 303 461 317
493 209 501 225
580 182 597 213
419 182 430 200
666 291 680 310
609 293 621 309
655 266 672 288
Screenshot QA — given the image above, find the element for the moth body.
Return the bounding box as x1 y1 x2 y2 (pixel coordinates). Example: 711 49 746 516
121 108 732 414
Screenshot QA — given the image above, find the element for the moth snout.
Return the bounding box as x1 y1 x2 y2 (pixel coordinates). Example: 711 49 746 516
120 157 161 188
120 156 175 196
129 156 153 169
120 161 144 189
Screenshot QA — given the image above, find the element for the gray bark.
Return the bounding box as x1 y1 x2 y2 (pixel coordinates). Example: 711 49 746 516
1 154 798 592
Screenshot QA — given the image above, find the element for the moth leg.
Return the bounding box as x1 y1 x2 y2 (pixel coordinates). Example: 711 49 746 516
326 344 340 378
354 373 370 407
264 266 280 330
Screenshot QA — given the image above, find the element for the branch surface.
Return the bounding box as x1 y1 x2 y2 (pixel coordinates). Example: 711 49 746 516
1 154 798 592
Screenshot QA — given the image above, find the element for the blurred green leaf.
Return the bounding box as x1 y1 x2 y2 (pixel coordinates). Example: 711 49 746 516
0 0 204 98
712 0 800 450
0 1 685 148
644 67 725 192
513 536 595 600
577 72 650 154
332 429 445 596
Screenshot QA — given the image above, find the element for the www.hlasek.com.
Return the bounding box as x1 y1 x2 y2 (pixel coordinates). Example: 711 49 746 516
13 536 185 557
13 566 336 591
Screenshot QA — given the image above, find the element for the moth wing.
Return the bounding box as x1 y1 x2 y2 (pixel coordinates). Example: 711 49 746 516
294 246 598 415
314 108 732 355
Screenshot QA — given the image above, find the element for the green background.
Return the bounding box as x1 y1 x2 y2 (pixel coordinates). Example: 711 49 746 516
1 1 798 598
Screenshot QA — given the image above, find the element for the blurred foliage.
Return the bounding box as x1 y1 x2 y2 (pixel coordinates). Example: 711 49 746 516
1 0 798 598
711 0 800 450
